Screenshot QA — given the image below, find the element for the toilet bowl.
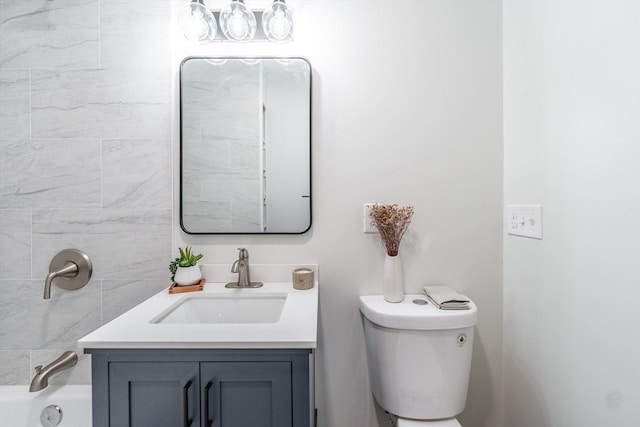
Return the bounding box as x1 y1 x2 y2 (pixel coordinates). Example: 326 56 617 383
396 417 461 427
359 294 477 426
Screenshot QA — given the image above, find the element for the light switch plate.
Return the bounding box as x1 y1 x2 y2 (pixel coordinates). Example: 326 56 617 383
363 203 377 233
506 204 542 239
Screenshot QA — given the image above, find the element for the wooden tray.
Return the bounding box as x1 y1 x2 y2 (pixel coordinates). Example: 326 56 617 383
168 278 205 294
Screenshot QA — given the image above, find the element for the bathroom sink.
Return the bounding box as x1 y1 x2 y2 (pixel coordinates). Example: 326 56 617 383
151 293 287 324
77 275 318 350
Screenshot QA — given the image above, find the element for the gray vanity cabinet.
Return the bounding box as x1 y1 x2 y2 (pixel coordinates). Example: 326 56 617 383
200 362 292 427
109 362 200 427
87 349 313 427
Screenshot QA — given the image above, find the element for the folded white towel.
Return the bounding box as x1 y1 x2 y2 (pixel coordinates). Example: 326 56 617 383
423 285 470 310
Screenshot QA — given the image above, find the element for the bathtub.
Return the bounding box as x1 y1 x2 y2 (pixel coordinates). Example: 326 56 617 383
0 385 91 427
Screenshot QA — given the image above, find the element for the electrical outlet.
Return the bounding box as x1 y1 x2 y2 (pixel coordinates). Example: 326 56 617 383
506 204 542 239
363 203 377 233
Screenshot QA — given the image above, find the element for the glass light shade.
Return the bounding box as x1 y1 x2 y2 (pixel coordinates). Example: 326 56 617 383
220 0 256 42
262 0 293 43
179 0 217 43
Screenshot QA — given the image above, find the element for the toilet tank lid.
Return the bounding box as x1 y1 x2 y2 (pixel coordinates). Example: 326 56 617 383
359 295 477 330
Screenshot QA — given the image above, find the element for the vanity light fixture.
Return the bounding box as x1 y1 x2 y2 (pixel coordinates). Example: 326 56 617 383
178 0 217 43
262 0 293 43
178 0 293 43
220 0 257 42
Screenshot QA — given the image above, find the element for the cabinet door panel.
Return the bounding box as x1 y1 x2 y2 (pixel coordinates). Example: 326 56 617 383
202 362 292 427
109 362 200 427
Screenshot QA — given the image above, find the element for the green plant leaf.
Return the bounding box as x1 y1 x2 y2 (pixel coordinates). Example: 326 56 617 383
171 246 203 278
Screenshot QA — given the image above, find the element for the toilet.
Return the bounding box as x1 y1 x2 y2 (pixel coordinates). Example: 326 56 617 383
359 294 478 426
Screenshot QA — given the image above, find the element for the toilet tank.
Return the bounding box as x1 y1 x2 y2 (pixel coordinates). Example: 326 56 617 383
359 295 477 420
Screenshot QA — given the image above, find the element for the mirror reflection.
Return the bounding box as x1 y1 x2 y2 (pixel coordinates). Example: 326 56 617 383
180 57 311 234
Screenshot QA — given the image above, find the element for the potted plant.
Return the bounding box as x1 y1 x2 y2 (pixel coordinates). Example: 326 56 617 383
169 246 203 286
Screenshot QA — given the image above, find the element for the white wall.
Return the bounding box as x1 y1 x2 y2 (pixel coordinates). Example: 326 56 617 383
503 2 640 426
174 1 503 426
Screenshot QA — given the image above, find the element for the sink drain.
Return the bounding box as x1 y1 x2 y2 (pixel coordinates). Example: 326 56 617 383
40 405 63 427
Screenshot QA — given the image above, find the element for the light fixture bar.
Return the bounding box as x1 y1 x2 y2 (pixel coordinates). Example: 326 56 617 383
179 0 292 43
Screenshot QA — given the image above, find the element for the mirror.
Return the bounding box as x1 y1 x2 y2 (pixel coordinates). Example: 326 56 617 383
180 57 311 234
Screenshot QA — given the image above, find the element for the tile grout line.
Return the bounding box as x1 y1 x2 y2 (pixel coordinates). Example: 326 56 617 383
100 279 104 327
30 209 33 282
98 0 102 69
28 69 32 140
100 139 104 209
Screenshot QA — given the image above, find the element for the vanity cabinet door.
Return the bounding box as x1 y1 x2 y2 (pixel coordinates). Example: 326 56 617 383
109 362 200 427
201 362 292 427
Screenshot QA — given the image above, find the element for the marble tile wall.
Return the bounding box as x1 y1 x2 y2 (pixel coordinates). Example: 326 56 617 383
0 0 173 385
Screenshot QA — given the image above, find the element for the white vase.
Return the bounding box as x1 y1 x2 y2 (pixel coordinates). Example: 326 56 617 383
383 254 404 303
174 265 202 286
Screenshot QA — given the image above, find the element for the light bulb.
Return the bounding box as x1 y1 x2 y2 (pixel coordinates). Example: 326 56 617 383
179 0 217 43
262 0 293 43
220 0 256 42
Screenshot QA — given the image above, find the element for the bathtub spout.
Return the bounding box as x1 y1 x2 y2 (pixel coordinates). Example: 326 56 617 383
29 351 78 392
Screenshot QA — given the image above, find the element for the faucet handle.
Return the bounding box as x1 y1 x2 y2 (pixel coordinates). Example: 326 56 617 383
237 248 249 260
44 249 92 300
34 365 42 374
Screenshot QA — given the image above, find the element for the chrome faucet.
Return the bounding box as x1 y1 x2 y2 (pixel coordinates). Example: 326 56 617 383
29 351 78 392
225 248 263 288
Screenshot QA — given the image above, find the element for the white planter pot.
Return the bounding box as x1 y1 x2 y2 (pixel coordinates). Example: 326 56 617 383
383 254 404 303
174 265 202 286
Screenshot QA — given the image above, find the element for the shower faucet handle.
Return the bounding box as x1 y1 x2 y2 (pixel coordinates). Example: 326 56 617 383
43 249 92 300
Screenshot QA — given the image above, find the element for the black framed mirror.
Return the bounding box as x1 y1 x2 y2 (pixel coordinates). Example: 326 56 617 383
180 57 311 234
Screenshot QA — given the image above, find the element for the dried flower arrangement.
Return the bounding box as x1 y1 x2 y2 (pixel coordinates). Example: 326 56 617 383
369 204 415 257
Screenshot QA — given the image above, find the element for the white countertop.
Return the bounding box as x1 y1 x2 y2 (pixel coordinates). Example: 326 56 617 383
78 281 318 350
